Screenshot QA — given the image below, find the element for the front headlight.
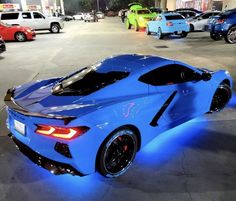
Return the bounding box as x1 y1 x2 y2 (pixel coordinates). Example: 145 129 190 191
139 16 144 21
26 29 31 33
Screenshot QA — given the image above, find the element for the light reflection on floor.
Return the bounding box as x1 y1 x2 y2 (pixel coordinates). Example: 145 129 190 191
28 94 236 198
29 117 208 199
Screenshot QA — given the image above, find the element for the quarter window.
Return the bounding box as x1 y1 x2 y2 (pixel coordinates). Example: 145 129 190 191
1 13 19 20
139 64 200 86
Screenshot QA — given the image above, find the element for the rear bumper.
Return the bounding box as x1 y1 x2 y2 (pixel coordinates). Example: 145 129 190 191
9 133 84 176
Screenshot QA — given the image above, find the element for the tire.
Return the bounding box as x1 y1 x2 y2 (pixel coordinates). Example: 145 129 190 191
156 27 163 39
126 19 131 29
190 24 194 32
224 25 236 44
15 32 26 42
134 21 139 32
50 23 60 33
146 25 151 35
210 32 223 41
210 83 232 112
181 31 188 38
97 127 138 178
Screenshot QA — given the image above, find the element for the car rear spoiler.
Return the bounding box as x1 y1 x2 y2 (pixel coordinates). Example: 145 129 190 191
4 88 76 125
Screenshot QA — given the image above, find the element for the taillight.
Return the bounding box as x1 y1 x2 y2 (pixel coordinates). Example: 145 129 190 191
35 124 90 140
216 19 225 24
166 22 173 26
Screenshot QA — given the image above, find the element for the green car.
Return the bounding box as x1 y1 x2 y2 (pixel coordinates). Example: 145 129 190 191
126 5 157 31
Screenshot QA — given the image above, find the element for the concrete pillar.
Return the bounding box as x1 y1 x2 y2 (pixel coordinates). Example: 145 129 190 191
20 0 27 11
166 0 176 10
160 0 167 10
60 0 65 15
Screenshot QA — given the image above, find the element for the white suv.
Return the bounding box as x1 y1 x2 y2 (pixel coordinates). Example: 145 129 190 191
0 11 64 33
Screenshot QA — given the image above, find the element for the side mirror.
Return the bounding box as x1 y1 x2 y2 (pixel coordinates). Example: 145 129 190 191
201 72 212 81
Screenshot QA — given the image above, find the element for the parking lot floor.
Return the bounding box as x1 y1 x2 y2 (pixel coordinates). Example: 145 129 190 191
0 17 236 201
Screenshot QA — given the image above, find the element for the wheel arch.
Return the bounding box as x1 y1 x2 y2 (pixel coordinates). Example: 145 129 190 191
50 21 61 28
221 79 231 87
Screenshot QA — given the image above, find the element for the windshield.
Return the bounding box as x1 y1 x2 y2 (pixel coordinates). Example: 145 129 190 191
137 10 151 14
53 65 130 96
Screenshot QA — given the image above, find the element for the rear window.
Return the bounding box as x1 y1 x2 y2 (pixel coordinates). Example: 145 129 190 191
137 10 151 14
165 15 184 20
1 13 19 20
53 66 130 96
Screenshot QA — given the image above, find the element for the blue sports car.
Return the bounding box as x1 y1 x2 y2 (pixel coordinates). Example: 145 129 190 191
5 55 233 177
146 12 190 39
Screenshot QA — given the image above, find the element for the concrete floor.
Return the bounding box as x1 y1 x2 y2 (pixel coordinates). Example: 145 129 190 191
0 17 236 201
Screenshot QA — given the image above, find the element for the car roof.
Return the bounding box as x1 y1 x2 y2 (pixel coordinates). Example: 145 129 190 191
161 12 182 16
98 54 173 74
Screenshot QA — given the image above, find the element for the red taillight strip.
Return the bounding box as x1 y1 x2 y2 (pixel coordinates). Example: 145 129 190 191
35 125 90 140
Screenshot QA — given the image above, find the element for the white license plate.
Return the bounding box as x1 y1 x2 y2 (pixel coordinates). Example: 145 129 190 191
177 31 182 34
14 120 25 136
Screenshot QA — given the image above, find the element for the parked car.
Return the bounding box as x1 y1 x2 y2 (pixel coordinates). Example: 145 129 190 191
149 7 162 14
106 10 117 17
175 8 202 14
0 22 36 42
146 12 190 39
73 12 84 20
188 11 221 31
126 4 156 31
96 11 105 19
84 12 98 22
0 35 6 54
0 11 64 33
58 13 74 21
209 8 236 43
175 8 202 19
4 54 233 178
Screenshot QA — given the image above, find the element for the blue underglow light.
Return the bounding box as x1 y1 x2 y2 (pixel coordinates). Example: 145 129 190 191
137 117 207 166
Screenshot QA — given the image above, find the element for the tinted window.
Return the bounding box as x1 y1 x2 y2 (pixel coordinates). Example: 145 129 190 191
137 10 151 14
165 15 184 20
33 12 44 19
202 13 212 19
53 67 130 96
22 12 32 19
139 64 199 86
1 13 19 20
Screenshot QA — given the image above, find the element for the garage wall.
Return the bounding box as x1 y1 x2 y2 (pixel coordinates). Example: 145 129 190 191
223 0 236 9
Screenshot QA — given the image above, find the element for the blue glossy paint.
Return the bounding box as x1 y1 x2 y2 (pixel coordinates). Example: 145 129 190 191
6 54 233 176
147 12 190 36
209 9 236 36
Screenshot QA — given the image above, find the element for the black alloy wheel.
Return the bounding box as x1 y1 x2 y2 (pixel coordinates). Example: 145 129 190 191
210 83 232 112
225 25 236 44
190 24 194 32
50 24 60 33
181 31 188 38
146 25 151 35
97 128 138 177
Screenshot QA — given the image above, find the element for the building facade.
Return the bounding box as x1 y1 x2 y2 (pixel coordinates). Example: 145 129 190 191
156 0 236 11
0 0 64 15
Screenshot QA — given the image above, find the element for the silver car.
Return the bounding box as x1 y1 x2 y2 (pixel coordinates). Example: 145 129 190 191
188 11 221 31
